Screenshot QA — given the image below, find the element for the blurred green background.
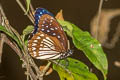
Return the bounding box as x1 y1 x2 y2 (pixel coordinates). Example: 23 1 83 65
0 0 120 80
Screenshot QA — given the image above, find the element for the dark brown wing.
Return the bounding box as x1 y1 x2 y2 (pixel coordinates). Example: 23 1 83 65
37 14 68 51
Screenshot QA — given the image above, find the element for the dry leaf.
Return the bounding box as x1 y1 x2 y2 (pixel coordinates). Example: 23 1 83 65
55 9 64 20
39 65 53 76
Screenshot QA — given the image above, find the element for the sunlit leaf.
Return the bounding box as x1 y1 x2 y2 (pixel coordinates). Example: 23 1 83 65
0 25 21 47
22 25 34 35
22 25 33 44
57 20 108 80
57 20 73 37
53 58 98 80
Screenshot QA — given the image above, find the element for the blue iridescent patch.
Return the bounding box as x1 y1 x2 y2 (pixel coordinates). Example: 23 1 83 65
33 8 54 34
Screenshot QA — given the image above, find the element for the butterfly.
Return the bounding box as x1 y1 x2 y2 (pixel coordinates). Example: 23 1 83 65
27 8 72 60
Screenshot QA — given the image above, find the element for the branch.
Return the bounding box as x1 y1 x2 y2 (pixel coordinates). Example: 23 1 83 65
0 34 5 63
95 0 104 39
16 0 34 24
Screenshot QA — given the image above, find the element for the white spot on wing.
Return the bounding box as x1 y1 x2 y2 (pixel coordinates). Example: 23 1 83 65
50 20 53 22
47 30 50 32
51 17 54 19
40 34 44 36
32 43 37 46
55 27 58 30
41 28 44 31
40 44 43 46
40 12 42 14
39 48 42 50
33 51 36 54
33 40 38 42
37 36 40 39
42 25 44 27
50 28 54 30
32 47 36 50
53 33 56 35
57 35 60 38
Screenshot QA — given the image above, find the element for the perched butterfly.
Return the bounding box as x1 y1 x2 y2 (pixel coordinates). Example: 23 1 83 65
28 8 72 60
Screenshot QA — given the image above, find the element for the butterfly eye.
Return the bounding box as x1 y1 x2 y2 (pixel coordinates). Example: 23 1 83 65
28 8 72 60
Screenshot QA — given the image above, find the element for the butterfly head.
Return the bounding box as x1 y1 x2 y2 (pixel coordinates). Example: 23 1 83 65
59 49 73 59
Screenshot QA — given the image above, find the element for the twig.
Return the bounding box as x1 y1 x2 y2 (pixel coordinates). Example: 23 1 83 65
95 0 104 39
0 4 14 35
30 3 34 13
0 34 5 63
16 0 34 23
29 3 35 21
4 35 42 80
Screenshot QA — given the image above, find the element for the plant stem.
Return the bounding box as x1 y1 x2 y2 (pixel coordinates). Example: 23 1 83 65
41 62 52 76
0 34 5 63
16 0 34 23
95 0 104 39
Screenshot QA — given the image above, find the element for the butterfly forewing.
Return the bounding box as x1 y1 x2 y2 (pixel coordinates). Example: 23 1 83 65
38 14 68 51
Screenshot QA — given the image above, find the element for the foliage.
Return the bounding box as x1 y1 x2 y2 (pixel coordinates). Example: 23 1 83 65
57 20 108 80
53 58 98 80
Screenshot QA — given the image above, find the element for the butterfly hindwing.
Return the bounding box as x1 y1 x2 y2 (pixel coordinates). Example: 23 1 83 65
28 31 63 59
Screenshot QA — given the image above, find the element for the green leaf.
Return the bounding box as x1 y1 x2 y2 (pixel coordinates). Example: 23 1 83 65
53 58 98 80
0 25 21 47
22 25 34 43
57 20 73 38
25 0 31 14
57 20 108 80
22 25 34 35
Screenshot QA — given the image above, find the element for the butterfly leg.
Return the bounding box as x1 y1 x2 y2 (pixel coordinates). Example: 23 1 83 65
55 58 69 68
64 58 69 67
